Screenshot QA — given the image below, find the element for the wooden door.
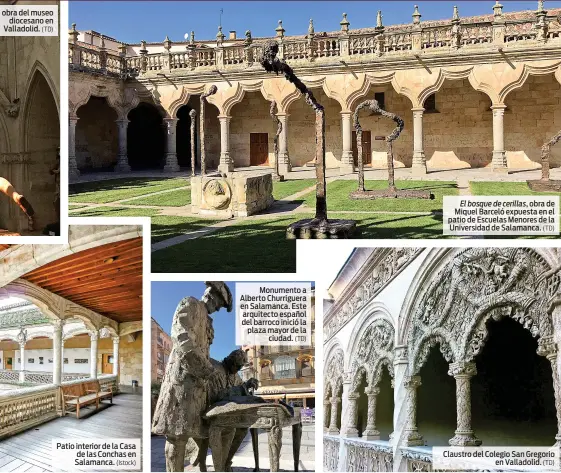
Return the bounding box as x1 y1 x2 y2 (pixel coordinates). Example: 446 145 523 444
5 352 13 370
250 133 269 166
102 354 113 374
352 131 372 166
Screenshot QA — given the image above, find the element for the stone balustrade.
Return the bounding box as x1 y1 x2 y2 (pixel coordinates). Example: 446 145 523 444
344 439 394 472
401 447 433 472
0 374 119 438
0 370 90 385
68 6 561 78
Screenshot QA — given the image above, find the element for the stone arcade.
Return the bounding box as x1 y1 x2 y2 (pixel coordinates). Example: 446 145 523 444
69 2 561 180
0 0 60 234
324 247 561 472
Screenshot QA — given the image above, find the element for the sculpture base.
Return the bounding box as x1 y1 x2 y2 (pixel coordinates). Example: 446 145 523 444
191 172 273 217
527 179 561 192
403 431 424 447
286 218 358 239
350 188 434 200
449 433 482 446
272 174 285 182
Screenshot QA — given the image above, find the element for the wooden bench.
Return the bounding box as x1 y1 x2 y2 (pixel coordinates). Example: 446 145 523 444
61 380 113 419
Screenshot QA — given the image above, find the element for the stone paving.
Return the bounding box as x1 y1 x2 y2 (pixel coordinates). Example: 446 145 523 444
151 423 315 472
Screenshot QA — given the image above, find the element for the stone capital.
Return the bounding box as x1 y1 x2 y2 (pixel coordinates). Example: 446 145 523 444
537 335 558 360
90 331 99 341
330 396 341 405
52 319 65 331
365 386 381 396
69 116 79 125
404 375 421 389
448 361 477 378
348 391 360 400
112 336 120 344
490 104 507 113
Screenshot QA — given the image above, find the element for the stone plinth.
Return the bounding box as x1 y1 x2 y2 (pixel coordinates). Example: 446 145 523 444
191 172 273 217
287 218 358 239
527 179 561 192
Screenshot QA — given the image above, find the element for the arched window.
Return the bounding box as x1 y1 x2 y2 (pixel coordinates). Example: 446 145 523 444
274 355 296 379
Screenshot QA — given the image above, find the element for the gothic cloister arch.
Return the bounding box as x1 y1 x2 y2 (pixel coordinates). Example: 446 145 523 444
324 343 344 435
127 100 166 170
398 247 561 447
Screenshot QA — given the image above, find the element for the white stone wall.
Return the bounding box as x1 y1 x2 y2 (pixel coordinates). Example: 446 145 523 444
13 347 90 373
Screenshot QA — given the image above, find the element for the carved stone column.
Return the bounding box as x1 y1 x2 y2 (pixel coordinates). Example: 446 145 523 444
53 320 64 385
112 336 120 376
491 104 508 172
69 117 80 179
448 361 481 446
343 391 360 437
218 115 234 173
340 111 354 173
411 107 427 175
328 396 341 434
537 335 561 445
114 118 131 172
277 113 291 175
363 386 381 440
324 398 332 432
90 331 98 379
403 375 423 446
61 339 65 375
163 118 180 172
19 341 25 383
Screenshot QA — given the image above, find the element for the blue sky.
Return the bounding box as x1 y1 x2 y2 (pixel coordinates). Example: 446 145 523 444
152 281 237 361
69 1 556 44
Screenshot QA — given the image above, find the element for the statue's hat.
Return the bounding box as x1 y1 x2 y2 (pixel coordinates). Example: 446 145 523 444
205 281 233 312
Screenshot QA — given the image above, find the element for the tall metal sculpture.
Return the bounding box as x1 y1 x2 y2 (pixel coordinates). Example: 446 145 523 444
528 129 561 192
260 41 357 238
190 109 197 177
200 85 218 176
270 100 284 182
351 99 433 200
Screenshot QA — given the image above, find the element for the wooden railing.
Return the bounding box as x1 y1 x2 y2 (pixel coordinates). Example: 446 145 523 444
0 374 119 439
69 12 561 77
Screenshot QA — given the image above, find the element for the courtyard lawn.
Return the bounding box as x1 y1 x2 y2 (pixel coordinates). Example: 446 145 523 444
152 216 297 273
273 179 316 201
470 181 561 197
151 215 219 243
72 206 161 218
121 188 191 207
301 180 458 212
69 177 189 204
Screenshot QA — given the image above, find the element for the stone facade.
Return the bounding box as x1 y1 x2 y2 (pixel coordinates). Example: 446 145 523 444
69 3 561 178
151 317 171 383
324 247 561 471
0 0 59 233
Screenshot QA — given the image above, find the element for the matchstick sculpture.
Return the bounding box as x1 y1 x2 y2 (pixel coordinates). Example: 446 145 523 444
189 109 197 177
270 100 284 182
528 129 561 192
200 85 217 176
260 41 357 238
351 99 433 200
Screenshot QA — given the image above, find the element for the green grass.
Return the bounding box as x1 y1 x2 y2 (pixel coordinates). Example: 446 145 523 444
470 181 561 197
152 216 296 273
69 177 189 204
68 203 88 210
273 179 316 201
121 189 191 207
72 207 161 218
301 180 457 212
151 215 219 243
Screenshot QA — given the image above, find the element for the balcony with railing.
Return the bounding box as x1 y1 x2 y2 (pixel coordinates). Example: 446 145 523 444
68 4 561 79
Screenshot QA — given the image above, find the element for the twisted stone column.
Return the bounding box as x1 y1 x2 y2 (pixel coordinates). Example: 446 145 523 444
328 396 341 434
448 362 481 446
90 331 98 379
343 391 360 437
324 398 331 432
403 375 423 446
114 118 131 172
277 114 291 175
69 117 80 179
363 386 381 440
411 107 426 175
163 118 180 172
189 109 197 177
491 104 508 172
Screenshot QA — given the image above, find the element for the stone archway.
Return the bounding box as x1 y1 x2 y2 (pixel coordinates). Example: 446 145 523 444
76 96 118 171
325 346 344 434
22 68 59 231
402 248 561 447
127 102 165 170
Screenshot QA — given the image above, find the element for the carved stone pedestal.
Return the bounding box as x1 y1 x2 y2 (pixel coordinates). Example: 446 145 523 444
527 179 561 192
287 218 358 239
191 172 273 217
